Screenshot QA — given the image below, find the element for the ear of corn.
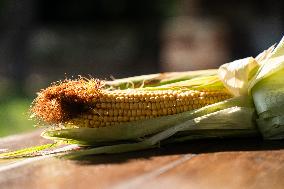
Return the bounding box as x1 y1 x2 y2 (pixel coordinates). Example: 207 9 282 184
28 36 284 157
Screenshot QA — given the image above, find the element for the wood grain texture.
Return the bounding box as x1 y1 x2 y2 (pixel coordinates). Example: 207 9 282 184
0 130 283 189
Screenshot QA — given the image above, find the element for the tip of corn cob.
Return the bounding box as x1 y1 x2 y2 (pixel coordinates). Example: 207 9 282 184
30 78 103 124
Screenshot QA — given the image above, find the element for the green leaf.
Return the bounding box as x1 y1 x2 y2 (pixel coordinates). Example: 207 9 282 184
0 143 57 159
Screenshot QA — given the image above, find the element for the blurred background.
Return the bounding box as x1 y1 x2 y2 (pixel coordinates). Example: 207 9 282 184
0 0 283 136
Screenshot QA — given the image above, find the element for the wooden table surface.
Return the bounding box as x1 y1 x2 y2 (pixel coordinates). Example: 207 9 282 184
0 129 283 189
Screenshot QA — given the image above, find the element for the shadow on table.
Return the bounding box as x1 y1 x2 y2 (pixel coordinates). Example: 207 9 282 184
68 137 284 165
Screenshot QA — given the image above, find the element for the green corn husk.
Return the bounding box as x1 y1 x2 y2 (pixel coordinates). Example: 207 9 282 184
253 71 284 139
220 37 284 139
249 38 284 139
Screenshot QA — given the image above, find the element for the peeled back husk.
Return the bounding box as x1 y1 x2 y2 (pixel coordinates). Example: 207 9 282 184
219 37 284 139
249 37 284 139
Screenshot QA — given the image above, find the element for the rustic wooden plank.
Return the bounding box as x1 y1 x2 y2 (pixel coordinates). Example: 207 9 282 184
0 131 283 189
119 150 284 189
0 153 185 189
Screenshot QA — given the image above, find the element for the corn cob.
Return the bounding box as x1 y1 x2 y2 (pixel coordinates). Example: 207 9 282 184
31 79 232 128
70 89 231 128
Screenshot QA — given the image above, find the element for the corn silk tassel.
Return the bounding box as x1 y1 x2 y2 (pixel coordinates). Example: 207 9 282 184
2 37 284 158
